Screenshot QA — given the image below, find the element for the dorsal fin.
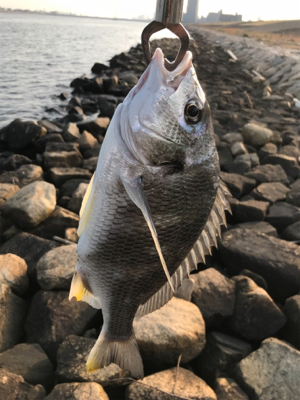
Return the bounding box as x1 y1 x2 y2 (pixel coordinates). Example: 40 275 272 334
136 180 232 318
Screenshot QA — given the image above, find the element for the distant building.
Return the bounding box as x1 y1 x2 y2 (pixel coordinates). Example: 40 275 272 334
182 0 199 23
200 9 242 23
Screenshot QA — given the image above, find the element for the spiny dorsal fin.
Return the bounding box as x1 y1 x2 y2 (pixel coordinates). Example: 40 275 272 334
136 180 232 318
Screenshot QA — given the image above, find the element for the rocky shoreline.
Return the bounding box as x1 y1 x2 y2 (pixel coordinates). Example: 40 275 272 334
0 33 300 400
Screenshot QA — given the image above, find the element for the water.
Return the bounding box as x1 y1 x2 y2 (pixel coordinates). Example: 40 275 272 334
0 13 175 128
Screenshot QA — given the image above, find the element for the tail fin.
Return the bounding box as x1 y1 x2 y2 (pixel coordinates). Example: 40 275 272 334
86 331 144 379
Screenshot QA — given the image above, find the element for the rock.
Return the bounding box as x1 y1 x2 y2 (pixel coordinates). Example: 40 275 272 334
67 183 88 214
78 118 110 137
59 92 68 100
261 154 300 178
2 224 23 241
45 382 109 400
0 164 43 188
0 343 54 389
241 123 273 147
238 269 268 290
229 276 287 340
45 142 79 153
218 229 300 301
218 144 234 167
84 143 101 159
56 335 130 387
91 62 109 74
231 142 247 156
43 149 82 169
0 284 27 352
47 167 92 187
279 145 300 159
134 297 205 366
286 188 300 207
82 157 98 172
0 183 19 206
79 130 98 153
65 227 78 243
235 338 300 400
258 143 277 159
265 201 300 232
0 368 45 400
251 182 289 203
25 291 99 362
193 332 252 386
235 153 259 169
214 377 249 400
291 179 300 190
0 233 58 278
223 133 244 145
125 367 217 400
191 268 235 327
281 220 300 241
232 221 277 237
244 164 289 185
1 181 56 228
175 278 194 302
118 71 138 85
0 119 46 150
283 295 300 350
0 254 28 295
62 123 80 142
0 154 32 172
223 161 250 175
38 119 62 134
219 172 256 199
60 179 89 197
234 200 269 222
37 244 77 290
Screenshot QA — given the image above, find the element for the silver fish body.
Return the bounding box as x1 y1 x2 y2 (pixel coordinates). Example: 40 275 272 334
69 49 230 378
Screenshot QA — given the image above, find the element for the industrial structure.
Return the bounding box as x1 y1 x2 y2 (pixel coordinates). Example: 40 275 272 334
199 9 242 23
182 0 199 23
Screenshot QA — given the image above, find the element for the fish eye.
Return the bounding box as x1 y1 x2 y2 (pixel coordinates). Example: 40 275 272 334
184 100 203 124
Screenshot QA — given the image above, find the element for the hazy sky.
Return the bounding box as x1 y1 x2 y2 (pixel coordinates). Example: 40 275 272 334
1 0 299 21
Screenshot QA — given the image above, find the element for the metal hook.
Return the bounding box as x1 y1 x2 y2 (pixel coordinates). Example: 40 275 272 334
141 0 190 71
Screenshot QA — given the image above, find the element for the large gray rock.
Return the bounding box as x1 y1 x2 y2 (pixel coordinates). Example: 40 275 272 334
286 188 300 207
0 368 45 400
0 253 29 295
244 164 289 185
37 244 77 290
56 335 130 387
0 164 43 188
232 221 277 237
125 367 217 400
0 343 54 389
45 382 109 400
261 154 300 178
214 377 249 400
62 123 80 142
234 200 269 222
134 297 205 366
241 123 273 147
0 284 27 352
43 149 82 169
78 117 110 137
219 172 256 199
0 119 46 150
79 130 98 153
265 201 300 232
282 220 300 241
251 182 289 203
25 291 98 362
191 268 235 327
193 331 252 385
229 276 287 340
235 338 300 400
1 181 56 228
47 167 92 187
0 233 58 278
67 183 88 214
0 183 19 207
283 295 300 350
218 229 300 301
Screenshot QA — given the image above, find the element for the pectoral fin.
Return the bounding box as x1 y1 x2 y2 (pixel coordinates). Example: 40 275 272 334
121 174 174 293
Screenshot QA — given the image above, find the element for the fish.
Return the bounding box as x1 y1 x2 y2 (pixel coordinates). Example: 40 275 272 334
69 47 231 379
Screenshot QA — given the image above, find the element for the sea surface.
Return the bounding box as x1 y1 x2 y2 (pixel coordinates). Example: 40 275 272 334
0 13 175 128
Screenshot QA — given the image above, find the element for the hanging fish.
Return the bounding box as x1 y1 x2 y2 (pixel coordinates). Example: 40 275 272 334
69 48 231 379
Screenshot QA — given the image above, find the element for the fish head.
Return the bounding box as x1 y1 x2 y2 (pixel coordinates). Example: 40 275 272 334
121 47 217 167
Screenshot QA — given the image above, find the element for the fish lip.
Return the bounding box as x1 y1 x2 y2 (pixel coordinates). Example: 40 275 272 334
152 48 193 78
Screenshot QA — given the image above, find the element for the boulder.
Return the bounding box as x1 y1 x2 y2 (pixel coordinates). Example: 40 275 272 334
235 338 300 400
67 183 88 214
62 123 80 142
38 119 62 133
47 167 92 187
34 133 64 153
219 172 256 199
281 220 300 241
84 143 101 159
0 254 28 295
261 154 300 178
37 244 77 290
125 367 217 400
175 278 194 302
234 153 259 169
0 164 43 188
0 233 58 278
230 142 247 156
82 157 98 172
25 291 99 362
234 200 269 222
214 377 249 400
279 145 300 159
0 154 32 172
241 123 273 147
228 276 287 340
238 269 268 290
218 229 300 301
286 188 300 207
0 368 45 400
191 268 235 327
1 181 56 228
134 297 205 366
0 343 54 389
79 130 98 153
251 182 289 203
283 295 300 350
0 119 46 150
258 143 277 159
193 331 252 385
232 221 277 237
60 179 89 197
91 62 109 74
0 284 27 352
223 133 244 145
45 382 109 400
0 183 19 207
43 149 82 169
78 118 110 137
56 335 130 387
65 228 78 243
265 201 300 232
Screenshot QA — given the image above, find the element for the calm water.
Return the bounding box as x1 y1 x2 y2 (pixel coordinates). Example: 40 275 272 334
0 13 175 128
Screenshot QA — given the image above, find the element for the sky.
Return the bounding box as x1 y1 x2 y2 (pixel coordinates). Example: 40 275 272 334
1 0 300 22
